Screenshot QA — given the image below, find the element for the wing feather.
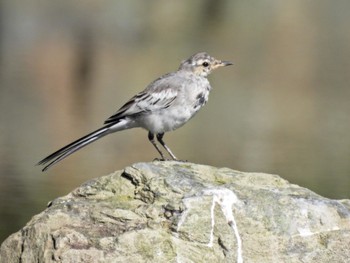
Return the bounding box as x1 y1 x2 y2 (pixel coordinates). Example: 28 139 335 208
104 75 179 124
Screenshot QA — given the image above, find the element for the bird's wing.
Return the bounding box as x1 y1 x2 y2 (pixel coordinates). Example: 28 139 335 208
104 76 179 124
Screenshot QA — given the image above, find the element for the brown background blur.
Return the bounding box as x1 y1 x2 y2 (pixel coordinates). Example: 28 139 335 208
0 0 349 243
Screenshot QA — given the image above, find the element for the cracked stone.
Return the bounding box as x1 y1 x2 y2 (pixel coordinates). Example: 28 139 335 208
1 162 350 263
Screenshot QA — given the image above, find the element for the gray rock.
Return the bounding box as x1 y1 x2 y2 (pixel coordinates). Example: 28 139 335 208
1 162 350 263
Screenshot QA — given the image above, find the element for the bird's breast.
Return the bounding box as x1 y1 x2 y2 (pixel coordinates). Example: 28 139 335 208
138 77 211 133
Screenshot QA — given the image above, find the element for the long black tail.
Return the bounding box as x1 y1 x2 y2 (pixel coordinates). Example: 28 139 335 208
37 125 112 171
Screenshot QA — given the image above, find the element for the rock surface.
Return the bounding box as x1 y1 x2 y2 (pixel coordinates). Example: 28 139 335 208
1 162 350 263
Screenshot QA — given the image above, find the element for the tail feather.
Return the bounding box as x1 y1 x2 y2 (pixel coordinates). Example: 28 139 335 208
38 125 112 171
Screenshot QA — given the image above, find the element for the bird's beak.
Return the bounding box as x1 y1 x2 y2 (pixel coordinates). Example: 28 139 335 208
213 60 234 69
220 60 234 66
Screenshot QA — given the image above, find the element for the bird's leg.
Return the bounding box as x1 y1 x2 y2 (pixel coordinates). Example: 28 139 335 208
148 132 166 160
156 133 178 160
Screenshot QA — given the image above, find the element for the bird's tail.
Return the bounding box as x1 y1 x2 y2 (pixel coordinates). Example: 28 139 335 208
38 123 117 171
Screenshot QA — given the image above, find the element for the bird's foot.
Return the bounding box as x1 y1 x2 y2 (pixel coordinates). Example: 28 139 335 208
175 159 188 163
153 158 168 161
152 158 188 162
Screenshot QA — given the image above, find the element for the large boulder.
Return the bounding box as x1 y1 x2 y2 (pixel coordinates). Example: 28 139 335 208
1 162 350 262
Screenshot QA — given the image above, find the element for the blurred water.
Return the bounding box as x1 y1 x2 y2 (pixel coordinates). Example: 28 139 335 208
1 0 350 243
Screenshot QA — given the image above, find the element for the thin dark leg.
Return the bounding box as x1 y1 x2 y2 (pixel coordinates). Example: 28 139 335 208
156 133 178 160
148 132 165 160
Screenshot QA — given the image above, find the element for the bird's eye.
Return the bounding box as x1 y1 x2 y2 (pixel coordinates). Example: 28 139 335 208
202 62 209 67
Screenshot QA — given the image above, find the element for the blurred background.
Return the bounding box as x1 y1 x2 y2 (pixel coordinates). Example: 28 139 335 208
1 0 349 243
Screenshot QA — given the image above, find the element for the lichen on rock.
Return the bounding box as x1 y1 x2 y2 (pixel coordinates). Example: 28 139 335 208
1 162 350 262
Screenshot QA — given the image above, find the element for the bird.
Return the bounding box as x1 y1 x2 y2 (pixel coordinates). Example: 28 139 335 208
37 52 233 171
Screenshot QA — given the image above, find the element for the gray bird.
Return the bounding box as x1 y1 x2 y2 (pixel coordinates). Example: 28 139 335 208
38 52 233 171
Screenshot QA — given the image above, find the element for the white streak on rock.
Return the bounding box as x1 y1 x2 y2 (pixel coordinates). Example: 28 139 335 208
297 227 313 237
176 204 190 233
295 226 340 238
204 188 243 263
207 194 216 247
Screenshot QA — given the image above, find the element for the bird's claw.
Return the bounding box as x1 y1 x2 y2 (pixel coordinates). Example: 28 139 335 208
153 158 167 161
152 158 187 162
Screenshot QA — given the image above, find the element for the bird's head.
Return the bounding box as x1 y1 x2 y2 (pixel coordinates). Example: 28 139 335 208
179 52 233 77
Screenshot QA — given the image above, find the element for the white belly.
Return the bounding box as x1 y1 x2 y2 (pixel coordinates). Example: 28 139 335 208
137 76 211 134
138 105 195 133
